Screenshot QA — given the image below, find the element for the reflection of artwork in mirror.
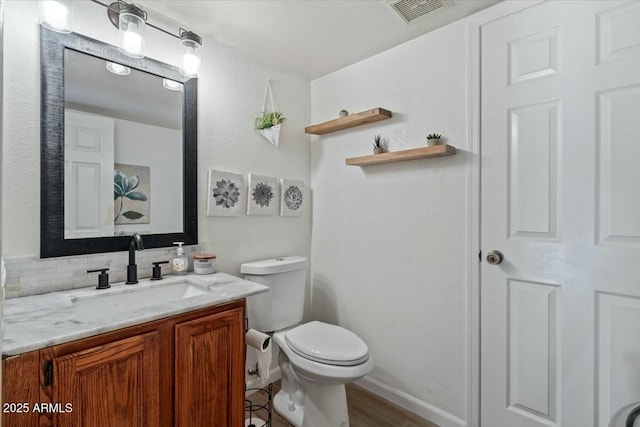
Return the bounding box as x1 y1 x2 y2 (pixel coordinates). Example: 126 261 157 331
114 164 150 226
206 169 245 217
63 49 183 239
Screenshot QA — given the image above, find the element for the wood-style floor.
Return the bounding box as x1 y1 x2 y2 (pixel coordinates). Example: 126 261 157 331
245 381 439 427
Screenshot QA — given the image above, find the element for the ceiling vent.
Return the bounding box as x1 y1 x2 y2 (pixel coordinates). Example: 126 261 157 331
389 0 453 24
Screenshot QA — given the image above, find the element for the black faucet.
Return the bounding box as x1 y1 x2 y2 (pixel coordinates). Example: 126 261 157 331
126 233 144 284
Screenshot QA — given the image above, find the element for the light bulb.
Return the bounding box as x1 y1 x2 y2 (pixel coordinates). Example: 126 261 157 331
121 31 143 57
106 62 131 76
40 0 72 33
118 6 146 58
162 79 183 91
181 46 201 77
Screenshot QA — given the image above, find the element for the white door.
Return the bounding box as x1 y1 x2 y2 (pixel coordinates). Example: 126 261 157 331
481 1 640 426
64 110 115 239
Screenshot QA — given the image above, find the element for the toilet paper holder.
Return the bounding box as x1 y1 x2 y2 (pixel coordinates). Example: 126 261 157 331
248 363 260 376
245 382 273 427
246 329 272 384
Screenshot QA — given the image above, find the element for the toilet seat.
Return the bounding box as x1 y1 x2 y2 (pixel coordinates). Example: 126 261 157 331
285 321 369 366
274 326 374 384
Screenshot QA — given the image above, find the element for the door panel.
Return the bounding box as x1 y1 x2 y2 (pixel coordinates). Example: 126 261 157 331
597 4 640 64
508 27 560 85
596 292 640 427
73 162 101 229
597 85 640 244
507 100 561 240
507 279 559 423
481 1 640 426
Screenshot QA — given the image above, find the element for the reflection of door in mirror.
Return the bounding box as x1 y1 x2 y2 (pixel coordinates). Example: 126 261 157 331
63 49 184 240
64 110 115 239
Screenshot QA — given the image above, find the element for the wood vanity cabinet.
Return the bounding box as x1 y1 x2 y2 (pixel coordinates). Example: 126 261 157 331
2 300 245 427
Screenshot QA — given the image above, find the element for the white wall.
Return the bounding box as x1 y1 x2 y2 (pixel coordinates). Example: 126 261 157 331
310 21 470 426
2 1 311 279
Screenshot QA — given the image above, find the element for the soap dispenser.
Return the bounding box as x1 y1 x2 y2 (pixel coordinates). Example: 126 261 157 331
171 242 188 275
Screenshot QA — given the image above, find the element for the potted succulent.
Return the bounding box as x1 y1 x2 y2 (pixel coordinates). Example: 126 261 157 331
426 133 442 146
373 134 386 154
255 111 286 147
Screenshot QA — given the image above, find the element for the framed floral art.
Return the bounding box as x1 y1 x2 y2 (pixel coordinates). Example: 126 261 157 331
206 169 245 216
247 174 279 216
280 178 304 217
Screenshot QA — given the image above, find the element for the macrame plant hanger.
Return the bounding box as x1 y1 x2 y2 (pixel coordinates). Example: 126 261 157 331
258 80 281 147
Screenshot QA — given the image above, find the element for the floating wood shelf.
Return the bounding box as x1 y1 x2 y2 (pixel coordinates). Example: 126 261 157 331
305 108 392 135
345 144 456 166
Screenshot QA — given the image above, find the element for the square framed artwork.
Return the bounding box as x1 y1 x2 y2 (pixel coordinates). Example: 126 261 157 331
280 178 304 217
247 174 279 216
206 169 245 216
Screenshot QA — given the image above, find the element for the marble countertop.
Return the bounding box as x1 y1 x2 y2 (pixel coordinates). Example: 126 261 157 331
2 272 268 357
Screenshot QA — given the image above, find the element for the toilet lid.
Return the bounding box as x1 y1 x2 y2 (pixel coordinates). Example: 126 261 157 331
285 321 369 366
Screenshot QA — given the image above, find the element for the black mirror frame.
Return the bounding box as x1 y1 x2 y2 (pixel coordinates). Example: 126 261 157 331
40 26 198 258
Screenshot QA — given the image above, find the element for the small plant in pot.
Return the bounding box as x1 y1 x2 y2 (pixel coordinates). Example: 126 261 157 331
426 133 442 146
373 134 386 154
255 111 286 130
255 111 286 147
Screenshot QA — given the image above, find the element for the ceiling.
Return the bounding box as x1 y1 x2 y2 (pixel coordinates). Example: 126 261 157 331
140 0 500 80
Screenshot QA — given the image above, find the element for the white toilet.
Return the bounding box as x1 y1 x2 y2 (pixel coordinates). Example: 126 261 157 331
242 256 374 427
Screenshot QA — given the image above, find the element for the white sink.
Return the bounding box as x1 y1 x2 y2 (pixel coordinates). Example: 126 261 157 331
71 280 210 313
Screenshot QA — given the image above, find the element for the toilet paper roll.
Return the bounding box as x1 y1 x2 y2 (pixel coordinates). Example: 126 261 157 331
246 329 271 352
246 329 272 384
245 417 265 427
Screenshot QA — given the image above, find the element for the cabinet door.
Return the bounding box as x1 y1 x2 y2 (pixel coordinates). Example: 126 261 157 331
48 331 160 427
2 351 40 427
175 307 244 427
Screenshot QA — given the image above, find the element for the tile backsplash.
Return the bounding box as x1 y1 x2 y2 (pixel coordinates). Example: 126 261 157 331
3 245 202 298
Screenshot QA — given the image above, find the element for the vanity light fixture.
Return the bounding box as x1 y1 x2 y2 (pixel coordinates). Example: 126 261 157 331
40 0 73 33
179 30 202 78
107 2 147 58
105 61 131 76
90 0 204 76
162 78 183 91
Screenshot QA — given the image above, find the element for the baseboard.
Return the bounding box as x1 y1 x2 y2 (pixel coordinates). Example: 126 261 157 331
355 376 467 427
245 366 282 392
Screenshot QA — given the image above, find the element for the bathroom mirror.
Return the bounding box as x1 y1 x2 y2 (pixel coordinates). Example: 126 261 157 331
40 26 198 258
64 49 184 239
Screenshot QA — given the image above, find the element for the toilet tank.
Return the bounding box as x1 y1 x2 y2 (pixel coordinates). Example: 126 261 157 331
241 256 307 332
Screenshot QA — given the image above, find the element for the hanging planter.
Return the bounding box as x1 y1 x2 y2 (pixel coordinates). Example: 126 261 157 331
258 122 281 146
255 81 285 147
